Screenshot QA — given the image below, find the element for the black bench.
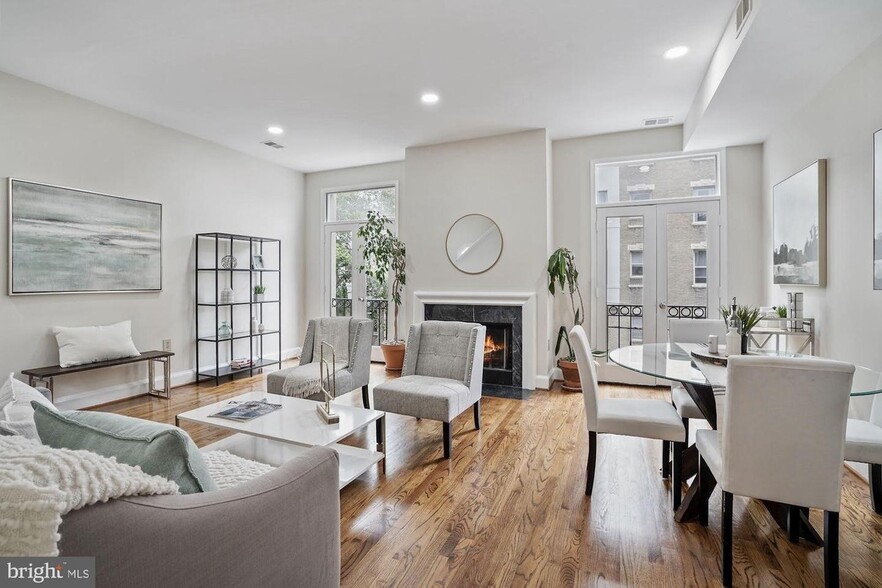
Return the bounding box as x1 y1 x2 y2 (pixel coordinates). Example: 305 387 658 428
22 351 175 403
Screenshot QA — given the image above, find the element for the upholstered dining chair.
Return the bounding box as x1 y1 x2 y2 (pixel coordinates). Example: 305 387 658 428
373 321 485 459
845 383 882 514
267 317 373 405
665 318 728 475
696 356 855 588
570 325 687 508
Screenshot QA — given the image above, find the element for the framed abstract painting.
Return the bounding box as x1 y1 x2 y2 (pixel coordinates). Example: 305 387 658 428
8 179 162 295
772 160 826 286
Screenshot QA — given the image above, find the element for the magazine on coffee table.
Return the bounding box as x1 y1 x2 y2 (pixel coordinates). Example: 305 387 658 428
209 399 282 422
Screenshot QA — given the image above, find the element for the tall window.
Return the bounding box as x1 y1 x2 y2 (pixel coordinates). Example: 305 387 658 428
693 249 708 286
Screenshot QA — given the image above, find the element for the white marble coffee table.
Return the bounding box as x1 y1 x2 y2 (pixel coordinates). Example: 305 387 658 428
175 391 385 488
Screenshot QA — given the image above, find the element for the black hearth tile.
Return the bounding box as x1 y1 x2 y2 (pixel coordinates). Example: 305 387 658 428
481 384 532 400
474 305 520 325
424 304 475 322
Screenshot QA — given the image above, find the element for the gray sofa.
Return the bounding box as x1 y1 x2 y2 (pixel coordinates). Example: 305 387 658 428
58 446 341 588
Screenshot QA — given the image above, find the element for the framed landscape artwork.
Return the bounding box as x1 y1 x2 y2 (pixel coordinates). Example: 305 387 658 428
772 160 826 286
875 128 882 289
8 179 162 295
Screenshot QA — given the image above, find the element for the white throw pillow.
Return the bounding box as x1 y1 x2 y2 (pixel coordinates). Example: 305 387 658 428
52 321 140 368
0 373 56 440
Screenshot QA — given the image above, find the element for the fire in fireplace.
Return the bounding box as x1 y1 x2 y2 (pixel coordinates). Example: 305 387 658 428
482 323 513 385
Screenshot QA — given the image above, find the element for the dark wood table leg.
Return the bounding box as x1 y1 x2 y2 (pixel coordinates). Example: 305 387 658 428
676 473 715 522
762 501 824 546
680 444 698 480
870 464 882 514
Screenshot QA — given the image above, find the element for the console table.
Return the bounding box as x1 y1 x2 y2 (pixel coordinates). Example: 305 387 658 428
22 351 174 402
749 317 815 355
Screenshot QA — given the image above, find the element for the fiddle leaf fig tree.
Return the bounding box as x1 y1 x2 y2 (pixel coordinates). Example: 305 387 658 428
547 247 585 361
357 210 407 343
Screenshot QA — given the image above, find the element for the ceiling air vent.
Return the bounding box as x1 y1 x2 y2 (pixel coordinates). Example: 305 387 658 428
643 116 673 127
736 0 752 35
261 140 285 149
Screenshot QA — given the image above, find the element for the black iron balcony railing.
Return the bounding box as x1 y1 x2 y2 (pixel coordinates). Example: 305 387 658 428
606 304 707 348
330 297 389 345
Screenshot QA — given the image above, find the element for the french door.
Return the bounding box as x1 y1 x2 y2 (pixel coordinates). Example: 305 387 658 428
324 223 388 360
595 201 721 384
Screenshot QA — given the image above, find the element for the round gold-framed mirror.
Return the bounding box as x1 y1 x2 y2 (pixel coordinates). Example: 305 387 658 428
445 214 503 274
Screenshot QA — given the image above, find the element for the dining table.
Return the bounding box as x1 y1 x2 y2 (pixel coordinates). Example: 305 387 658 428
608 342 882 546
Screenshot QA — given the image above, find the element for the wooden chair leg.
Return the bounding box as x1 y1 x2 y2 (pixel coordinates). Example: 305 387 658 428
698 456 711 526
361 385 370 409
824 511 839 588
870 464 882 514
442 422 452 459
662 441 671 478
586 431 597 496
683 418 690 443
672 441 684 511
473 400 481 430
722 491 734 588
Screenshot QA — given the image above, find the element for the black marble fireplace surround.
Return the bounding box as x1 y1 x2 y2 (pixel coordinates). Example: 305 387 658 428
423 303 523 390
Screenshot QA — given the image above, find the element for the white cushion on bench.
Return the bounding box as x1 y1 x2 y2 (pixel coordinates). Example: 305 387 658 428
52 320 140 367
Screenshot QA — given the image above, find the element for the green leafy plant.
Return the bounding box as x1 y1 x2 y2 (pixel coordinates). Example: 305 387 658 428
773 305 787 318
357 210 407 343
720 304 763 335
253 284 267 295
548 247 585 361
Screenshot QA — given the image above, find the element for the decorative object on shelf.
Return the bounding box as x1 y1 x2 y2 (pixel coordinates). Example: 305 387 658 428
772 159 826 286
357 210 407 371
720 299 763 355
221 255 237 270
316 342 339 424
548 247 585 391
8 178 162 295
251 316 258 334
258 322 265 333
251 254 265 270
875 128 882 289
445 214 503 274
788 291 804 319
253 284 266 302
772 305 788 318
218 322 232 339
220 287 234 304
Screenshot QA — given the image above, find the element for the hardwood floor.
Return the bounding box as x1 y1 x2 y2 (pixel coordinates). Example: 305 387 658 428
97 364 882 587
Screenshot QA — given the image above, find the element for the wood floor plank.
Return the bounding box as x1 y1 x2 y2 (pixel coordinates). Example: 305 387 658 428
94 363 882 587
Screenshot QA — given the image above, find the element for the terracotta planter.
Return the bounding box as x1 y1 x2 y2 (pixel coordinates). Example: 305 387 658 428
381 342 406 372
558 359 582 392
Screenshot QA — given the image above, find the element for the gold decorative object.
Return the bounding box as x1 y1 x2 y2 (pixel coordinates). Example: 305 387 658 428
316 341 339 424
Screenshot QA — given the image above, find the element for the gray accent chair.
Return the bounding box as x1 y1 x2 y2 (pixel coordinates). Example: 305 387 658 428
373 320 486 459
267 317 373 407
59 447 341 588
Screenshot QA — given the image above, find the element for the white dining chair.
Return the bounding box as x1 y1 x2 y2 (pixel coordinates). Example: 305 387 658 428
665 318 727 476
845 387 882 514
570 325 687 508
696 356 855 588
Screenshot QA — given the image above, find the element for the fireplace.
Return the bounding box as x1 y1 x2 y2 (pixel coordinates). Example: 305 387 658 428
424 303 522 388
483 323 514 385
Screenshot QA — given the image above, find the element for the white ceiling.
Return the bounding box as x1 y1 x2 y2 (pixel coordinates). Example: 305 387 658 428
0 0 734 172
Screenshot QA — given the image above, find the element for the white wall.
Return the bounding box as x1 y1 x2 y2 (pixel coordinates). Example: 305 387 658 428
302 161 405 325
402 130 553 386
762 37 882 414
0 72 305 408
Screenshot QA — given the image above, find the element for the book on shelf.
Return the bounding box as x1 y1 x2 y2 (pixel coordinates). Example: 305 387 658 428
230 358 254 369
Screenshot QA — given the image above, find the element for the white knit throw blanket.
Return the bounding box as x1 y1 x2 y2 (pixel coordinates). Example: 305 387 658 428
0 436 179 556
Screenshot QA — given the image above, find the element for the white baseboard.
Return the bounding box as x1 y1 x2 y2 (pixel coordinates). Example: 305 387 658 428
535 368 559 390
53 347 301 410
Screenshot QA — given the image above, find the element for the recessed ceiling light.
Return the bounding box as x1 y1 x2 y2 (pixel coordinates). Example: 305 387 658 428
421 92 440 105
267 126 284 135
664 46 689 59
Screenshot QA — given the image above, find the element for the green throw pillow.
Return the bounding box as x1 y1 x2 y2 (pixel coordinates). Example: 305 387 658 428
32 403 217 494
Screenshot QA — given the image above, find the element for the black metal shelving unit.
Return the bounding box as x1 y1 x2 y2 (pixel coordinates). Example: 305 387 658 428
195 232 282 386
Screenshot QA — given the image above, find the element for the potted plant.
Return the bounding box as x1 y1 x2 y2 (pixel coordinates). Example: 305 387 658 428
253 284 266 302
358 210 407 372
720 304 763 354
548 247 586 391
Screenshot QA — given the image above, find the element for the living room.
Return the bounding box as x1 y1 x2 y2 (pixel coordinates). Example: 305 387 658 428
2 0 882 586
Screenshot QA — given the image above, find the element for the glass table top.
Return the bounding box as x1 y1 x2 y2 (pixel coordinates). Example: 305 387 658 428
608 343 882 397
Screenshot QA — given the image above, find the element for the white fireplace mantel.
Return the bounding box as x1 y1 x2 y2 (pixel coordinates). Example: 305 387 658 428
411 291 537 390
